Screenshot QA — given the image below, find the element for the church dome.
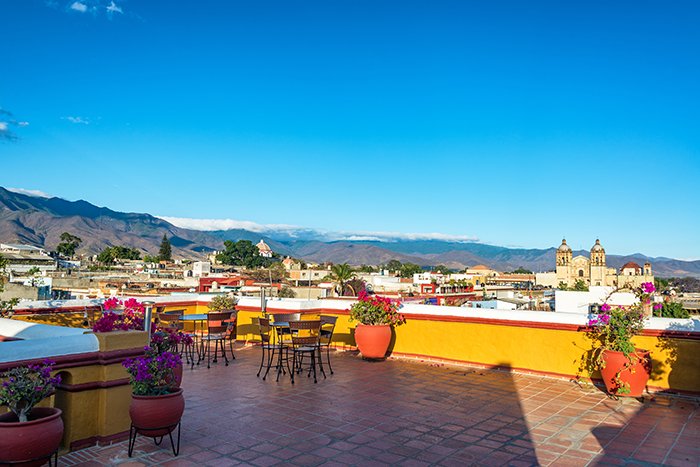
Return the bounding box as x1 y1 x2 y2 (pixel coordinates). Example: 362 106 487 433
590 239 605 252
557 239 571 252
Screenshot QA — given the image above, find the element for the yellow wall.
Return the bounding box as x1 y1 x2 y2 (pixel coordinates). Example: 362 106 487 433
236 307 700 394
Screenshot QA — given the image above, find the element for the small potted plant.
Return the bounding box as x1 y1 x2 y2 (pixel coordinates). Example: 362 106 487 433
207 295 238 313
349 291 406 359
150 328 193 387
122 347 184 456
0 361 64 466
586 282 660 397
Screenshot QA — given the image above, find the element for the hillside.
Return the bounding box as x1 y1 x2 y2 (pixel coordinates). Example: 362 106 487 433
1 186 699 277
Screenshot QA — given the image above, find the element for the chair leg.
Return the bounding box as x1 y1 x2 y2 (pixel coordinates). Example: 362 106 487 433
257 344 266 377
222 340 229 366
262 346 275 381
312 352 317 383
326 346 334 374
290 350 296 384
229 338 236 360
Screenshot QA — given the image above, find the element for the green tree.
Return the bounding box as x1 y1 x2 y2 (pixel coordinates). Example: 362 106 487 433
328 263 356 296
385 260 402 272
158 234 172 262
26 267 41 276
573 280 589 291
278 287 296 298
658 301 690 319
558 281 569 290
510 267 533 274
433 264 451 274
399 262 423 278
217 240 271 268
143 254 160 263
56 232 83 258
356 264 376 273
97 246 141 264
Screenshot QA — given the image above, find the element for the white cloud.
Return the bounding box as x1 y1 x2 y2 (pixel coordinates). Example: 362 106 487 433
106 1 122 14
6 188 52 198
17 121 29 126
70 1 88 12
157 216 478 243
0 122 7 131
63 116 89 125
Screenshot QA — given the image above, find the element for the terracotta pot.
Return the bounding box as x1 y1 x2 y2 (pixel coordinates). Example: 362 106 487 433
129 388 185 437
0 407 64 467
600 349 651 397
172 361 183 388
355 324 392 359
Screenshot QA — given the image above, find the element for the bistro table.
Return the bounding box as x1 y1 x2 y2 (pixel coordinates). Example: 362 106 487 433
181 314 208 365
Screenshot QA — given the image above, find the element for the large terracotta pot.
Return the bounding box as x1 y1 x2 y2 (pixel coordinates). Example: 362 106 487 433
0 407 64 467
600 349 651 397
130 388 185 437
355 324 392 359
172 361 183 388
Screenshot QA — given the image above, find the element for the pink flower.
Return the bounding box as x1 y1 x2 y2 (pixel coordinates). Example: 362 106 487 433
653 303 662 311
641 282 655 294
600 303 611 312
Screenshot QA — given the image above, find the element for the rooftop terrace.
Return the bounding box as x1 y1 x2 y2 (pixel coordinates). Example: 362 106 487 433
60 346 699 467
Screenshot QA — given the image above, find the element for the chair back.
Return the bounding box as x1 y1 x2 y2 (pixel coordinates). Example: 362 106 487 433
289 320 321 347
225 312 237 339
257 316 272 343
207 311 230 334
271 313 301 324
319 315 337 344
157 311 184 332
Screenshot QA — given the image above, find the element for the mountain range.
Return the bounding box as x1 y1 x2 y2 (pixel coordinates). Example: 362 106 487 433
1 186 699 277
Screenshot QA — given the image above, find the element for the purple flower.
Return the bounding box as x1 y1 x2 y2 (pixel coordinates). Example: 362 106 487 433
600 303 611 312
653 303 662 311
600 314 610 325
641 282 656 294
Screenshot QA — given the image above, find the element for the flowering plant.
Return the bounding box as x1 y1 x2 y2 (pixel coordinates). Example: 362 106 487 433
92 297 145 332
150 327 193 354
122 348 181 396
349 291 406 326
585 281 658 394
0 360 61 422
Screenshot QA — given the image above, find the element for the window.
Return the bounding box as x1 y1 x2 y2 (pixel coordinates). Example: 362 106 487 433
578 270 584 277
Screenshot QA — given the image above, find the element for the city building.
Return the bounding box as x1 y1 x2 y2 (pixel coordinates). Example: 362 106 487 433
256 239 273 258
553 239 654 289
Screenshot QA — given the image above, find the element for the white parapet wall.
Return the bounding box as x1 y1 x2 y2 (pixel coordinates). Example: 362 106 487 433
0 318 99 363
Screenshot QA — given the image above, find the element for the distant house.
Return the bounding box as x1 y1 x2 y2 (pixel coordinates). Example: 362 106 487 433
256 240 274 258
0 243 57 274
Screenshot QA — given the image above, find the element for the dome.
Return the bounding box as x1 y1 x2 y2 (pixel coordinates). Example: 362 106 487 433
557 239 571 252
591 239 605 252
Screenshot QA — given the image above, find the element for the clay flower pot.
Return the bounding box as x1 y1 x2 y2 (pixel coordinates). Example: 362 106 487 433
130 388 185 437
600 349 652 397
354 324 392 359
0 407 64 467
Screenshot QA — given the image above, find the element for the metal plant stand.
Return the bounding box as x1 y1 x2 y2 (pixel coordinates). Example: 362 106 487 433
127 421 181 457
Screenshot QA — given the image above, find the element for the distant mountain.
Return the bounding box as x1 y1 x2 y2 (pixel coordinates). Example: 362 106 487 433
0 187 222 257
1 186 699 277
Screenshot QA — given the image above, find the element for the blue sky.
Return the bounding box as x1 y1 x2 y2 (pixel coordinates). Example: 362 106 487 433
1 1 699 259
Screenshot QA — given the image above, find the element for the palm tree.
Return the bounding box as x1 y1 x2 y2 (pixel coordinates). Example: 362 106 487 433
328 263 356 297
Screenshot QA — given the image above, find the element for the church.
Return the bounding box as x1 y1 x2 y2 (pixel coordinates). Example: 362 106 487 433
555 239 653 288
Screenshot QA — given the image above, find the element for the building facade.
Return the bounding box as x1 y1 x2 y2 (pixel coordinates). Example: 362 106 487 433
555 239 653 289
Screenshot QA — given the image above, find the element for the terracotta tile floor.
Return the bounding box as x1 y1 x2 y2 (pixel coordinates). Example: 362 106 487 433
60 346 700 466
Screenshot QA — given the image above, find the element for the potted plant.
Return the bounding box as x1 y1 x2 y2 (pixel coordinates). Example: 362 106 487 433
349 291 406 359
586 282 660 397
208 295 238 313
150 328 193 387
0 360 63 466
122 346 184 456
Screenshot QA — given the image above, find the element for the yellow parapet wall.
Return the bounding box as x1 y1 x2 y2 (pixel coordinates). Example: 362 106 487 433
236 304 700 395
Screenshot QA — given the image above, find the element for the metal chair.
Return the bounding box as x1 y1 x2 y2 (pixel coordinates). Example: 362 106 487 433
157 310 196 367
289 320 325 384
256 317 283 380
202 311 230 369
319 315 338 374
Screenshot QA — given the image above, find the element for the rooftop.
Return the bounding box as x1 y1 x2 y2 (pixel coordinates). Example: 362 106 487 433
61 346 699 466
